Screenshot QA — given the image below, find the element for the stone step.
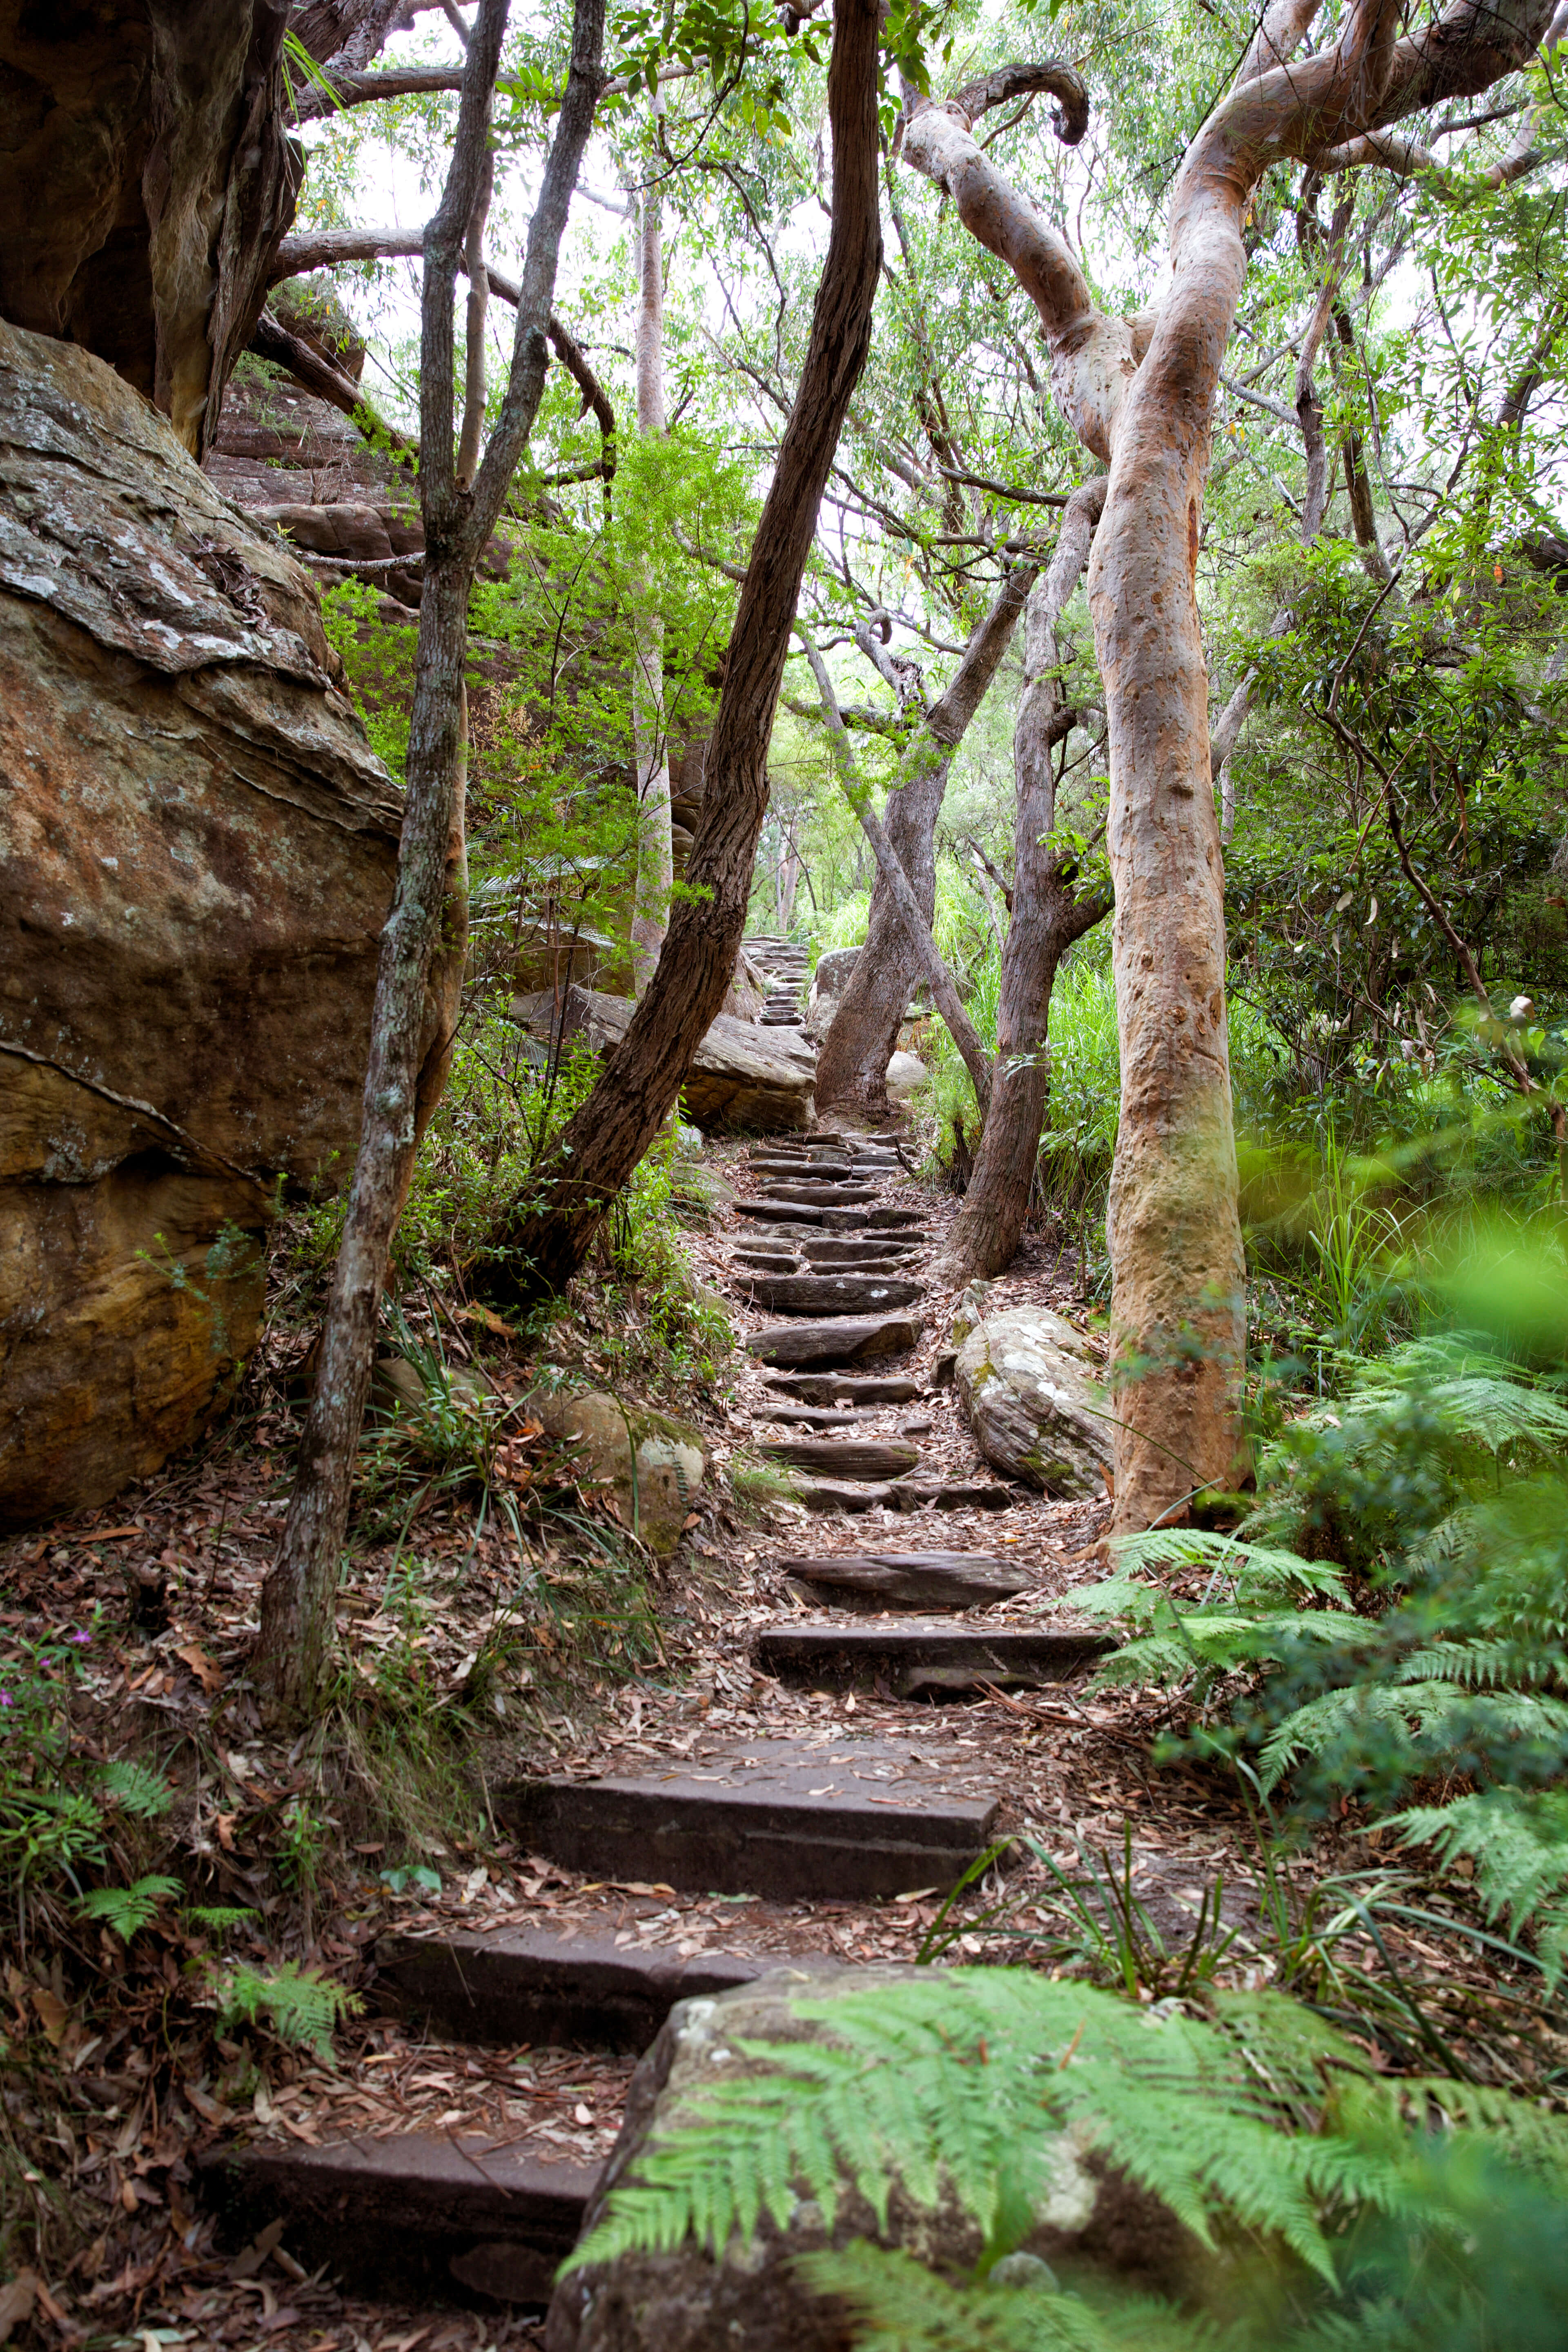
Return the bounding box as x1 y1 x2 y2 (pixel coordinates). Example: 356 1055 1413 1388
866 1207 927 1229
739 1273 924 1317
795 1478 900 1512
376 1924 764 2050
765 1372 923 1403
735 1199 871 1230
900 1481 1017 1512
800 1235 921 1264
499 1737 1000 1899
746 1313 921 1368
757 1400 875 1428
748 1158 853 1180
761 1436 922 1481
757 1182 878 1207
733 1249 802 1274
755 1621 1117 1695
782 1549 1034 1610
200 2134 598 2306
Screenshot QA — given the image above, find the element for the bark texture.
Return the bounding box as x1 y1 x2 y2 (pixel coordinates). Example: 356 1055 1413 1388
938 480 1111 1283
814 565 1033 1113
630 115 673 994
797 630 996 1109
908 0 1558 1528
256 0 607 1713
487 0 884 1304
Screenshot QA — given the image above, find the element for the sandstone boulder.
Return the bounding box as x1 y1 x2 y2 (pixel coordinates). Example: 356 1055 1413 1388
533 1391 706 1556
546 1962 1193 2352
510 987 815 1133
0 322 459 1528
954 1306 1109 1497
804 945 860 1041
885 1049 929 1102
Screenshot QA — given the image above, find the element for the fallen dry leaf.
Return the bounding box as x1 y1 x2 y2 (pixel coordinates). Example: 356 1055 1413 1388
31 1988 69 2045
0 2272 35 2345
174 1640 224 1694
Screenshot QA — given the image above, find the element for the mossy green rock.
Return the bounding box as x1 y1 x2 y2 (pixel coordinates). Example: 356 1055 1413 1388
954 1307 1108 1497
534 1392 705 1556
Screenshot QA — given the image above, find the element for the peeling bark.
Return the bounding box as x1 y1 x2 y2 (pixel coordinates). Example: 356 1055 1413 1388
907 0 1559 1530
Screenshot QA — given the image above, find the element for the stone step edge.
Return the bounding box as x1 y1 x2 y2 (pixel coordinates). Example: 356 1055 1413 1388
375 1924 765 2050
198 2132 598 2307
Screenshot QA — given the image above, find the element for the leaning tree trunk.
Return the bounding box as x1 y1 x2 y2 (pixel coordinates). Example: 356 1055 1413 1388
937 479 1111 1283
255 0 607 1716
814 563 1033 1112
487 0 883 1303
905 0 1555 1529
630 97 673 994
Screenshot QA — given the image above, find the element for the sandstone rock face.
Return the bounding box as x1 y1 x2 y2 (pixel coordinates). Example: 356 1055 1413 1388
955 1306 1109 1497
804 945 860 1040
0 322 457 1529
0 2 300 457
511 987 815 1134
885 1049 929 1102
533 1392 706 1557
547 1963 1190 2352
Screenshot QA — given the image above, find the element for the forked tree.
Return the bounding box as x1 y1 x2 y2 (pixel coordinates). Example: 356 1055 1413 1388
256 0 607 1713
903 0 1561 1532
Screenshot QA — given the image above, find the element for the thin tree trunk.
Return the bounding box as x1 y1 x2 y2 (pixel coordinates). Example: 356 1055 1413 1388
938 479 1110 1282
814 564 1033 1112
630 97 672 994
255 0 607 1716
797 628 994 1110
486 0 883 1305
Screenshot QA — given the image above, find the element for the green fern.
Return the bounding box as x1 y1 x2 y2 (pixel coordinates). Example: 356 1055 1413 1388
186 1904 256 1938
568 1973 1408 2286
98 1760 174 1818
796 2242 1187 2352
77 1873 183 1942
216 1961 363 2057
1384 1788 1568 1984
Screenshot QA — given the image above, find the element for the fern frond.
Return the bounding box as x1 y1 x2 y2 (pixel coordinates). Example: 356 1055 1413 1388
1386 1789 1568 1981
216 1961 363 2056
796 2242 1142 2352
98 1760 175 1818
77 1873 183 1941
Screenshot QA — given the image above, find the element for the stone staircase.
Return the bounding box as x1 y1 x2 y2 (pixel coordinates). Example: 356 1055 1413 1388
200 1126 1114 2323
744 934 812 1029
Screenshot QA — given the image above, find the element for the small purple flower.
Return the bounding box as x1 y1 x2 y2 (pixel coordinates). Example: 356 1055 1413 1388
0 1693 11 1707
68 1631 91 1646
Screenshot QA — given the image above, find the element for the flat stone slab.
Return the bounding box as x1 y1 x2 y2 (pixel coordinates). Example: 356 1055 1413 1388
765 1372 923 1404
199 2133 599 2305
755 1621 1116 1695
760 1182 878 1207
735 1198 871 1230
746 1314 921 1368
757 1401 873 1429
866 1207 928 1229
893 1480 1016 1512
761 1436 922 1480
741 1273 924 1317
499 1737 1000 1899
797 1479 896 1512
781 1550 1033 1610
376 1924 764 2051
801 1235 921 1263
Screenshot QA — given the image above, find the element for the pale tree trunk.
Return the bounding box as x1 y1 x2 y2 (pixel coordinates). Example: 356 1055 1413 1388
814 564 1033 1112
255 0 607 1716
797 627 995 1109
488 0 884 1304
937 479 1111 1283
905 0 1558 1531
630 98 673 994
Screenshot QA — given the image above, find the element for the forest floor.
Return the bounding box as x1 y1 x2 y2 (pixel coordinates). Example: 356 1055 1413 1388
2 1134 1550 2352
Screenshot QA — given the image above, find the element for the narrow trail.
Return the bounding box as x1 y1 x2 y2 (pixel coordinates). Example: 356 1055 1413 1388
203 946 1255 2344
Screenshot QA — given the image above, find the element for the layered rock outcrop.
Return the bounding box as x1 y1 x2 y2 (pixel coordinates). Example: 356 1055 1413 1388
0 321 458 1528
511 987 815 1133
954 1302 1109 1497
